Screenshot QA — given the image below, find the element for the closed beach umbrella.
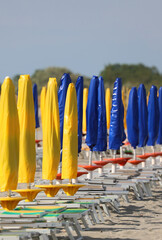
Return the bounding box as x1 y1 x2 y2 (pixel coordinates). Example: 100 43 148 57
105 88 111 131
82 88 88 134
0 77 19 191
75 76 83 153
147 85 159 146
138 84 148 147
109 78 124 150
126 87 139 149
62 83 78 180
86 76 99 150
40 86 46 130
157 87 162 144
122 89 127 130
58 73 71 149
17 75 36 184
33 83 40 128
93 76 107 152
42 78 60 181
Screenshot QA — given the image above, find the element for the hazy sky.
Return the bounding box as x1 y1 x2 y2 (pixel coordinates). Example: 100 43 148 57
0 0 162 82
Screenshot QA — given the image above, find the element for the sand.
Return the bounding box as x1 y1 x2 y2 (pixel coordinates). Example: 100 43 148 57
55 187 162 240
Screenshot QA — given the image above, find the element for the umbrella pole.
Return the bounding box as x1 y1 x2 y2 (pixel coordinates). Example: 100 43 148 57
88 150 93 179
112 150 116 173
8 190 11 197
120 146 124 169
142 147 146 168
98 152 103 175
27 183 31 189
152 146 156 165
160 146 162 163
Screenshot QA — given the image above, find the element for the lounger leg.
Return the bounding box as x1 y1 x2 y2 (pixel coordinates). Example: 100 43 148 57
50 230 58 240
96 205 105 222
39 234 50 240
92 205 100 223
64 222 76 240
84 214 93 226
135 184 144 199
72 222 83 239
80 216 90 231
101 203 111 217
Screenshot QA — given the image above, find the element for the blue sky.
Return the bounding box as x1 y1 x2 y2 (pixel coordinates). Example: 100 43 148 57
0 0 162 82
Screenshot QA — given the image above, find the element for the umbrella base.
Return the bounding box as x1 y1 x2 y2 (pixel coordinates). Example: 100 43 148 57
13 189 44 202
35 185 62 197
0 197 25 210
128 159 145 165
61 184 85 196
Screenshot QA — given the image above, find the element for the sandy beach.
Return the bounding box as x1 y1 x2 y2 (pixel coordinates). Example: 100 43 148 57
55 187 162 240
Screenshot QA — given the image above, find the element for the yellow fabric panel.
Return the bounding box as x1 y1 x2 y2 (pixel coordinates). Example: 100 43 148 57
42 78 60 180
0 77 19 191
62 83 78 180
40 86 46 131
122 89 127 129
105 88 111 130
82 88 88 134
17 75 36 183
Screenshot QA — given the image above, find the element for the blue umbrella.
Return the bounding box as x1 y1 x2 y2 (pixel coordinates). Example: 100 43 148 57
93 76 107 152
58 73 71 148
75 76 83 153
109 78 125 150
33 83 40 128
147 85 159 146
86 76 99 150
126 87 139 149
157 87 162 144
138 84 148 147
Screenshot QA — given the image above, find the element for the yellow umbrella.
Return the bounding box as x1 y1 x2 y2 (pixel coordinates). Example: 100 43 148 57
14 75 42 201
0 77 25 210
122 89 127 129
105 88 111 131
61 83 84 195
42 78 60 181
82 88 88 134
40 86 46 131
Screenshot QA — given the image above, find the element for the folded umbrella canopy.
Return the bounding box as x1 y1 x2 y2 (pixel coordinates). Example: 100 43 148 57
58 73 71 149
122 89 127 130
105 88 111 131
86 76 99 150
138 84 148 147
93 76 107 152
126 87 139 149
147 85 159 146
62 83 78 180
17 75 36 184
75 76 83 153
109 78 125 150
82 88 88 135
0 77 19 192
42 78 60 181
33 83 40 129
40 86 46 132
157 87 162 144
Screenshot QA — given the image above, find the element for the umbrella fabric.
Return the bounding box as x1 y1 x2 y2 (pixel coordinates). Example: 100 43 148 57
93 76 107 151
157 87 162 144
17 75 36 183
126 87 139 148
105 88 111 130
0 77 19 191
109 78 125 150
86 76 99 150
75 76 83 153
58 73 71 148
138 84 148 147
33 83 40 128
122 89 127 129
42 78 60 180
62 83 78 179
40 86 46 132
82 88 88 134
147 86 159 146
